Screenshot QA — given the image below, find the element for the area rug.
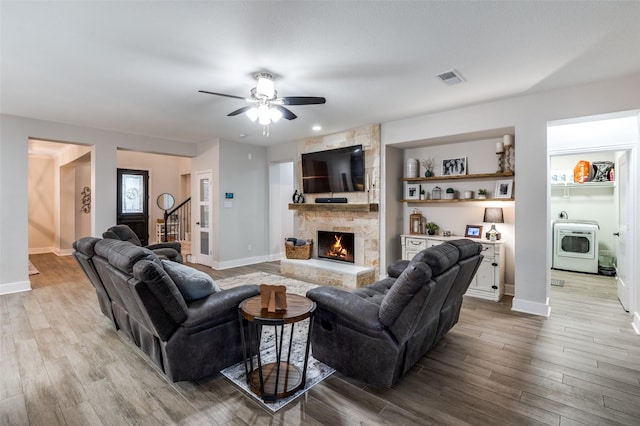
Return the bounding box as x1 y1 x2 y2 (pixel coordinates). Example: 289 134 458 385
28 261 39 275
216 272 335 412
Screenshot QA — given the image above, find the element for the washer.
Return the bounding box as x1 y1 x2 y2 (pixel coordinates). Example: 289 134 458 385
552 220 599 274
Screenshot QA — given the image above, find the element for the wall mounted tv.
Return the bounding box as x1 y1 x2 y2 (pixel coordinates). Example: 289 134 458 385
302 145 365 194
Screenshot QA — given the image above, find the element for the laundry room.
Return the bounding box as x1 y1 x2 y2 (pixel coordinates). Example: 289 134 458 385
550 152 618 275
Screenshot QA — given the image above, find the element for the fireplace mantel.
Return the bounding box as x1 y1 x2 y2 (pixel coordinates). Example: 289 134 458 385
288 203 379 212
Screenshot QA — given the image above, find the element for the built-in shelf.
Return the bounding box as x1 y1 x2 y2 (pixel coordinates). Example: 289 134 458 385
402 171 514 183
402 198 514 203
551 181 614 188
288 203 379 212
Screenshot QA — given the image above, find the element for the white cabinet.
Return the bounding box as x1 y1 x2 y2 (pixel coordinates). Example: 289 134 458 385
400 234 505 302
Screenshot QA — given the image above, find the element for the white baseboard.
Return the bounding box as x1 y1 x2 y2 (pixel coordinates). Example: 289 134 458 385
29 247 56 255
0 280 32 295
213 254 272 270
632 312 640 335
512 297 551 317
29 247 73 256
268 252 285 262
504 283 514 296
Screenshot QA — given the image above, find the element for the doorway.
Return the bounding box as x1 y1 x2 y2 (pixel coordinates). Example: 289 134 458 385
195 170 214 267
548 112 637 316
117 168 149 246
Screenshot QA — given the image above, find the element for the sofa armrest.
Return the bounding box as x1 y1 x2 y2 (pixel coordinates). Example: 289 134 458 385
183 284 259 328
387 259 410 278
147 242 182 253
306 287 384 332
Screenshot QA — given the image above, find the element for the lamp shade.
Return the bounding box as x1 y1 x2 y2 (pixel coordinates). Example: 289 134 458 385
483 207 504 224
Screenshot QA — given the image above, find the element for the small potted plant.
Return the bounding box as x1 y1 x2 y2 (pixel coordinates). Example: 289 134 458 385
421 157 435 177
419 188 426 200
444 187 455 200
425 222 439 235
477 188 487 199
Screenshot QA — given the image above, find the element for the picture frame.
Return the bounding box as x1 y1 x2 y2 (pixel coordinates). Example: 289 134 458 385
465 225 483 239
441 157 467 176
495 179 513 199
405 183 420 200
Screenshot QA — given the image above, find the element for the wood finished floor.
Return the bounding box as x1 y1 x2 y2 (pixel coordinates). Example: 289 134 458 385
1 255 638 425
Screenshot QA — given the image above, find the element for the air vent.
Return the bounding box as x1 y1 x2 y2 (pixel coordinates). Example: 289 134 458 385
436 69 464 85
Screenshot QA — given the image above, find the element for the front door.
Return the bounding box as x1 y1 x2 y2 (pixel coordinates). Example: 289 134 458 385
117 168 149 246
196 170 214 267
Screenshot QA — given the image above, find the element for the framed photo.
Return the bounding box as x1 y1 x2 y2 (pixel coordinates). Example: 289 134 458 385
495 179 513 199
465 225 483 239
405 183 419 200
441 157 467 176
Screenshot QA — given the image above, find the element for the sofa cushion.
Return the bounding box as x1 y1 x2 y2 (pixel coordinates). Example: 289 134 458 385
378 262 431 327
103 224 142 246
95 239 158 274
161 260 220 301
73 236 100 256
411 243 459 275
387 259 409 278
447 238 482 259
133 259 188 324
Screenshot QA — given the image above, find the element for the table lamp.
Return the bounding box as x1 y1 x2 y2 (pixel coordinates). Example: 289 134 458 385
483 207 504 240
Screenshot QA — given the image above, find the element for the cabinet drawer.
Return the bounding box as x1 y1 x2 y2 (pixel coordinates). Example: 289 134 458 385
405 238 427 250
480 244 495 257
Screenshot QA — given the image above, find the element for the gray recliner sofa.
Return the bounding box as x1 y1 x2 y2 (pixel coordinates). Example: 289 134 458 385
73 236 259 382
306 239 483 387
103 224 183 263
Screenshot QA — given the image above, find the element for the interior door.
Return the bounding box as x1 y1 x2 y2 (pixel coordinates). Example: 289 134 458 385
615 151 631 311
117 168 149 246
196 170 214 267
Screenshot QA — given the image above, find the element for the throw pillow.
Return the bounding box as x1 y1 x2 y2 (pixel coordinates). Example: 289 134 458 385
161 259 220 301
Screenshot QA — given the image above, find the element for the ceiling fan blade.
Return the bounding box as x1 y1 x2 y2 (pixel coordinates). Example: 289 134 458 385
227 106 253 116
280 96 326 106
274 105 297 120
198 90 247 101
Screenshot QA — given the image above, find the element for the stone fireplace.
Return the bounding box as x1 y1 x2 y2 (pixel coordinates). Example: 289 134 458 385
280 123 381 289
317 231 355 264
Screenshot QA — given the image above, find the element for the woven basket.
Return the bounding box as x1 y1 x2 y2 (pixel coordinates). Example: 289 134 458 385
285 242 313 260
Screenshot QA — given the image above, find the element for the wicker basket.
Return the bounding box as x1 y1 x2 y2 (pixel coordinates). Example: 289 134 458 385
285 242 313 260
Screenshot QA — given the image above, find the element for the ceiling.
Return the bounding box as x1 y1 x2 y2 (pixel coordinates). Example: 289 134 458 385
3 1 640 148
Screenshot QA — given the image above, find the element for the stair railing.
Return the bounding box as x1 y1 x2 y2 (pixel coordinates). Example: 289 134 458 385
163 197 191 243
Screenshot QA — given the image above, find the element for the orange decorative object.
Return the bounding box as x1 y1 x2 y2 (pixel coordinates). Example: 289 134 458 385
260 284 288 312
573 160 592 183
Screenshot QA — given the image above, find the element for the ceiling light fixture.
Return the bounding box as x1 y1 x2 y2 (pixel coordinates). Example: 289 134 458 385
245 73 282 135
312 125 322 131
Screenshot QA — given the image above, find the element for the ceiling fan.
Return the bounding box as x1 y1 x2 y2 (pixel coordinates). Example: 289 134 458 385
199 72 326 135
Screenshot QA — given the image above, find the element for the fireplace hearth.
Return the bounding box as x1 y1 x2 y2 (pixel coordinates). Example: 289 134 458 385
317 231 355 264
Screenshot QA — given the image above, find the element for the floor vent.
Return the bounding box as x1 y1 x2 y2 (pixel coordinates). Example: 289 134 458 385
550 279 565 287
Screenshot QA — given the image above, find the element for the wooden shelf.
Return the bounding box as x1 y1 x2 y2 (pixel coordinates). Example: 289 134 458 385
288 203 379 212
402 171 513 182
401 198 514 203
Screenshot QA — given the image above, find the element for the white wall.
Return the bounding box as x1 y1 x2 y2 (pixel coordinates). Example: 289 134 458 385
269 162 294 258
382 72 640 318
27 156 56 252
0 114 197 294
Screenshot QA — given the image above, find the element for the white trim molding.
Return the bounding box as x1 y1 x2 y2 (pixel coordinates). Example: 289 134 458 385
512 297 551 317
632 312 640 335
0 280 32 295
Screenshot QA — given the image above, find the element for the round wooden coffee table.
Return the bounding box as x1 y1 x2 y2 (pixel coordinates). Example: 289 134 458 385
239 293 316 402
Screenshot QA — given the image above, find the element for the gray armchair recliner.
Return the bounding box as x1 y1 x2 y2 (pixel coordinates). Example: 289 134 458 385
73 236 259 381
103 224 183 263
306 239 483 387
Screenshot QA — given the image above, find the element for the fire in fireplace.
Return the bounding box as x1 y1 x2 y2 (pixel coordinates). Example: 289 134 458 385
317 231 355 264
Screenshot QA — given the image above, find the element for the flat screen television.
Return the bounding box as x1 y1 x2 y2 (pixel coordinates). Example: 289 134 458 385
302 145 365 194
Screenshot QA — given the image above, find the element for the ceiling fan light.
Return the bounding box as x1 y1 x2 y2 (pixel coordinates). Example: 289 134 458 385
270 107 283 123
245 107 259 122
258 104 271 125
256 76 275 99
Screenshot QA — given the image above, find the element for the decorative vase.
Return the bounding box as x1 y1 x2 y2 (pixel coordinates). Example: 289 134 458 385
425 170 433 177
428 230 436 236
